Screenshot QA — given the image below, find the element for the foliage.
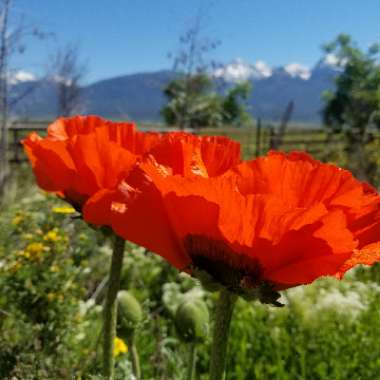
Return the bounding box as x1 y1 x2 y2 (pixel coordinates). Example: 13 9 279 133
227 277 380 380
322 34 380 179
221 81 252 127
0 191 102 378
161 74 223 129
323 34 380 134
161 74 252 129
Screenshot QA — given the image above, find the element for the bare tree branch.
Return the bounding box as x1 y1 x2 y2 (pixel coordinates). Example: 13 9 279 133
49 44 88 117
0 0 12 185
9 78 40 108
0 0 50 187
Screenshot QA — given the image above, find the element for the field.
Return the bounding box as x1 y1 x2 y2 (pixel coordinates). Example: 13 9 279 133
1 125 380 379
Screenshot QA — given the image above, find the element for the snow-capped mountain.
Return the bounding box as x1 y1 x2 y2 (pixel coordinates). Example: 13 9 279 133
10 57 341 123
8 70 36 85
214 58 272 81
283 63 311 80
324 54 340 67
214 57 339 83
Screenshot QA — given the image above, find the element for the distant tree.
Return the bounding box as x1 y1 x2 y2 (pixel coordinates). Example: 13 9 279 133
322 34 380 179
161 73 223 129
163 6 222 129
51 44 87 117
162 73 252 129
323 34 380 137
162 4 254 129
221 81 252 126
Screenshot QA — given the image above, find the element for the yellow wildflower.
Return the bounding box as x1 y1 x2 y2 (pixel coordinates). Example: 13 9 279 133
52 206 76 214
47 292 56 302
113 337 128 357
78 233 88 242
44 229 60 242
50 265 60 273
9 261 22 273
26 242 44 253
19 250 30 259
12 215 23 226
24 242 48 260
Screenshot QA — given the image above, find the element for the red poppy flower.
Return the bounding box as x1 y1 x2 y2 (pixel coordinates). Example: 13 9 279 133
83 131 241 225
23 115 241 216
147 132 241 178
84 151 380 301
22 115 162 209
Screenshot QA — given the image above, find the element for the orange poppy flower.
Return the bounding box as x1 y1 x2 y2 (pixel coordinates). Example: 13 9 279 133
23 116 241 216
146 132 241 178
84 151 380 302
22 115 162 209
83 131 241 225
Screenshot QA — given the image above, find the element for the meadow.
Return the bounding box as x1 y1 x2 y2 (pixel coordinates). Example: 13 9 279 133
1 124 380 379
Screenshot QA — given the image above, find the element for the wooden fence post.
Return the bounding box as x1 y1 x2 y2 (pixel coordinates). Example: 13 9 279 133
13 128 19 163
0 120 9 192
269 126 276 150
255 118 262 157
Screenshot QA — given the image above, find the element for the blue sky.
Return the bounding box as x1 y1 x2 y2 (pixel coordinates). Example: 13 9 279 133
10 0 380 83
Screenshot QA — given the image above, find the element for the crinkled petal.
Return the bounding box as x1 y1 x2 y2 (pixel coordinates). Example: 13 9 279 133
336 242 380 278
22 132 75 192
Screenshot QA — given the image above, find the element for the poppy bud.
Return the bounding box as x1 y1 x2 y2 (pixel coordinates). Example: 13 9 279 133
117 290 142 337
175 299 209 343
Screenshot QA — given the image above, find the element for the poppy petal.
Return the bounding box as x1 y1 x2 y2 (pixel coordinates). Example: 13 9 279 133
336 242 380 278
108 164 191 270
23 133 75 191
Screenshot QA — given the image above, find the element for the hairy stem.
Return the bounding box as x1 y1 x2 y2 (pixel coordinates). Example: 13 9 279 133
186 343 197 380
127 332 141 380
102 235 125 379
209 289 237 380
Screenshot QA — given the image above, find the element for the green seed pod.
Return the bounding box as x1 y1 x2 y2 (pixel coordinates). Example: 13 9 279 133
120 265 136 290
175 299 209 343
117 290 143 336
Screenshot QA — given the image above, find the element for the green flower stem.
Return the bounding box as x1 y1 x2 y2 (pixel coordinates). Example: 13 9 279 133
127 332 141 380
186 343 197 380
102 235 125 379
209 289 237 380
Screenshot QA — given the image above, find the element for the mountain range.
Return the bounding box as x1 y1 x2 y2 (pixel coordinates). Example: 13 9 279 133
10 56 341 124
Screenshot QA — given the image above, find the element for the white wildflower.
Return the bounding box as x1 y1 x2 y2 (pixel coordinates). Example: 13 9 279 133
75 332 86 341
78 299 95 316
315 289 366 318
